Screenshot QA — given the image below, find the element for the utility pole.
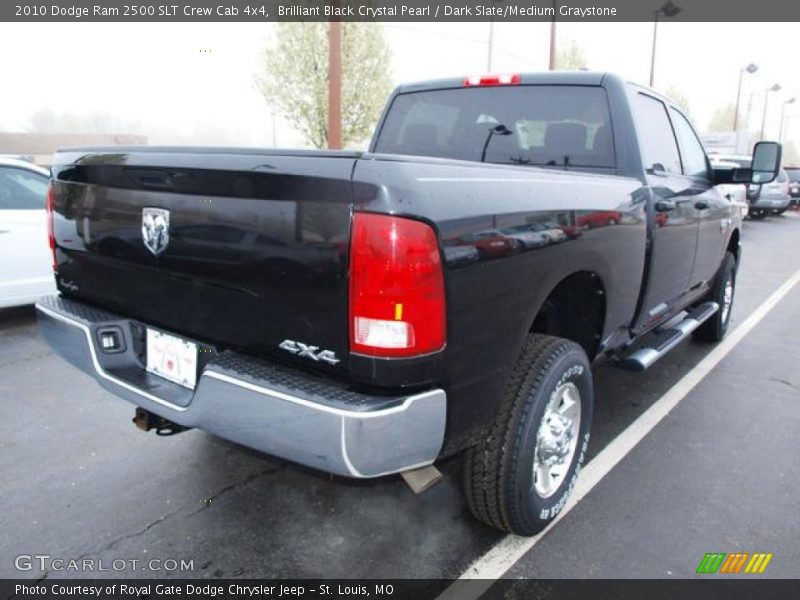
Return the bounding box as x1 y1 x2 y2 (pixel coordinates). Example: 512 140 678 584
328 21 342 150
487 21 494 71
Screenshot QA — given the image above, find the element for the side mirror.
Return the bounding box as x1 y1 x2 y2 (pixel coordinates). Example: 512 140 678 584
749 141 782 184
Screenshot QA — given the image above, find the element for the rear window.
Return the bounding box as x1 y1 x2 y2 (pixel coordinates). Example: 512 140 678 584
715 157 751 169
785 168 800 182
374 85 615 170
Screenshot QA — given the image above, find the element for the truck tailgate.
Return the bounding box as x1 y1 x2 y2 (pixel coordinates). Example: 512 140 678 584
50 148 356 373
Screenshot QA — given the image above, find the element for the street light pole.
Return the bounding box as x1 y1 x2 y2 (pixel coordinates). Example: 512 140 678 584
548 0 557 70
733 63 758 131
649 12 659 87
759 84 781 141
779 97 796 143
649 1 681 88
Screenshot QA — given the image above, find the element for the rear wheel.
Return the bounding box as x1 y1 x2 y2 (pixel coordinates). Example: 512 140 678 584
693 252 737 342
464 335 593 535
748 208 767 220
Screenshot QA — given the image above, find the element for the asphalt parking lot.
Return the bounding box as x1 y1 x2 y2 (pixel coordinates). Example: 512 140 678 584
1 212 799 583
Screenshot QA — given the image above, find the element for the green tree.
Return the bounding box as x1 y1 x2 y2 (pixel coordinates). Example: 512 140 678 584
663 85 692 120
256 23 392 149
707 104 742 132
555 40 588 70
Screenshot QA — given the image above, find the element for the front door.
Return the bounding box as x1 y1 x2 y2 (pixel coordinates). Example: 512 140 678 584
668 107 730 288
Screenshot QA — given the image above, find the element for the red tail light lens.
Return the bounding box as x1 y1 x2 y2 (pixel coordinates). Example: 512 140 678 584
45 181 57 272
463 73 521 87
349 213 446 358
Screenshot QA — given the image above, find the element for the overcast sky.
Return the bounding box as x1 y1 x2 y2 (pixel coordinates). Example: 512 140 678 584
0 22 796 149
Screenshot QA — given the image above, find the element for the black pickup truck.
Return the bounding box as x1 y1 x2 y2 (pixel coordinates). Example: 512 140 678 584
37 72 781 535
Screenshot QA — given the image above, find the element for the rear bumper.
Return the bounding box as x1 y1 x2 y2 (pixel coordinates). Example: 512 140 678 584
36 295 446 478
750 194 791 210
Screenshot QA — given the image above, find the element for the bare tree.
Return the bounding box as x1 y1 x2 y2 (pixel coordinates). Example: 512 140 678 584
256 23 392 149
663 85 692 120
707 104 742 132
27 109 140 135
555 40 588 70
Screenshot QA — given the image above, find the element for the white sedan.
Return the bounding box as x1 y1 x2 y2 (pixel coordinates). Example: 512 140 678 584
0 158 57 308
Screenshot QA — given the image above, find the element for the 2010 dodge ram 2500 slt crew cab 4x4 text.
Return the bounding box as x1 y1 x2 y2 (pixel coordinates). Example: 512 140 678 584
37 72 781 535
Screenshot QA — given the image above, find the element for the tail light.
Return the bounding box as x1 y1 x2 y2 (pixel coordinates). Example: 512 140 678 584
463 73 520 87
349 213 445 358
45 181 57 272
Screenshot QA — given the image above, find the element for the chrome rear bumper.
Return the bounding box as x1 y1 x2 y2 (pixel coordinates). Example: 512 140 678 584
36 295 446 478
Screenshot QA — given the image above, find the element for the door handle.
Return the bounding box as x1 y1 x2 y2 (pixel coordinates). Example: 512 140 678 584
694 200 710 210
655 200 676 212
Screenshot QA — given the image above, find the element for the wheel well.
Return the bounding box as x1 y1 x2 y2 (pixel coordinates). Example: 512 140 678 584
727 229 740 264
530 272 606 360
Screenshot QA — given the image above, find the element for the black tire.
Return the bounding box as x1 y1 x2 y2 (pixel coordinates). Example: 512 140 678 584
464 335 593 535
748 208 767 220
693 252 737 343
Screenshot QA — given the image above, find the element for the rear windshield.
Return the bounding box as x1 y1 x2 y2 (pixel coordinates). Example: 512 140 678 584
714 157 750 169
785 168 800 182
374 85 615 170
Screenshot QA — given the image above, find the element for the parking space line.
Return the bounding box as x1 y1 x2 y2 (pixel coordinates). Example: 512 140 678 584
439 268 800 599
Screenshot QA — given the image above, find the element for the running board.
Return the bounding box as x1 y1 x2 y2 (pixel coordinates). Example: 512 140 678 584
618 302 719 372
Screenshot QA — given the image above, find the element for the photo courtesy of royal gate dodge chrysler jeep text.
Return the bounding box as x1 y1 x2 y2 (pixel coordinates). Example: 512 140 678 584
36 72 781 535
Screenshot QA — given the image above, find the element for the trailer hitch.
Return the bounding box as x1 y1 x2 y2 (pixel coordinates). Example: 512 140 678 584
132 407 191 436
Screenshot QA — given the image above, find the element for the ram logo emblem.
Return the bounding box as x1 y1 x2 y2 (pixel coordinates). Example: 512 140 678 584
279 340 340 365
142 207 170 256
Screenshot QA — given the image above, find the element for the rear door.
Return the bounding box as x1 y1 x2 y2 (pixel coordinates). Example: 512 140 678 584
632 92 699 330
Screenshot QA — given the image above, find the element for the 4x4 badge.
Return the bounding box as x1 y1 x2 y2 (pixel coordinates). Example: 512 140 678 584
279 340 340 365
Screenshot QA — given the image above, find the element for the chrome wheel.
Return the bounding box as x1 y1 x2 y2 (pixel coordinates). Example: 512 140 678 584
533 382 582 498
721 276 734 323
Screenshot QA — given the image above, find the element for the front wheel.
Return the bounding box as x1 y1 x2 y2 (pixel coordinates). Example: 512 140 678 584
693 252 737 342
464 335 593 535
748 208 767 220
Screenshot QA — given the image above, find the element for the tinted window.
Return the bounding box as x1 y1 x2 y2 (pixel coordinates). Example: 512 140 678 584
375 85 615 169
669 108 709 179
633 93 681 174
0 167 48 209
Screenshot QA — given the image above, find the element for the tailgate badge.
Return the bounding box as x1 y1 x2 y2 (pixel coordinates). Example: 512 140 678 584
142 207 170 256
279 339 340 365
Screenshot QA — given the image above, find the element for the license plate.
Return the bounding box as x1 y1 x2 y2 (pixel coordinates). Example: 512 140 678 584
146 328 198 390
